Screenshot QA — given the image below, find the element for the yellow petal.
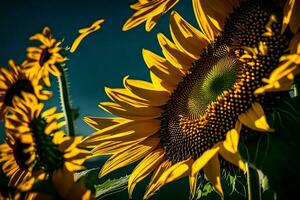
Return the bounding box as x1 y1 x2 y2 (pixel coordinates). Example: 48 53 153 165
83 119 160 145
144 159 192 199
91 138 145 156
65 162 85 172
282 0 300 34
81 119 132 147
254 56 300 94
59 136 83 152
289 33 300 53
223 121 241 153
206 0 236 19
143 47 184 89
145 14 160 32
156 33 194 72
189 175 197 198
192 0 220 41
104 87 162 116
70 19 104 53
52 130 65 144
99 101 162 120
124 76 170 105
122 0 179 32
191 146 220 177
143 161 171 199
42 107 56 117
170 11 209 60
128 148 165 198
84 117 127 131
218 143 246 173
203 155 223 195
64 148 90 160
238 102 274 132
105 87 150 106
100 137 159 177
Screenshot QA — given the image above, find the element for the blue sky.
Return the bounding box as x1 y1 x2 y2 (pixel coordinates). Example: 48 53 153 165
0 0 195 136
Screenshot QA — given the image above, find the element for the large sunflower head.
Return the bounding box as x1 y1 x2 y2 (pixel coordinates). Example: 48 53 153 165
1 93 90 191
83 0 299 198
0 60 51 118
23 27 67 86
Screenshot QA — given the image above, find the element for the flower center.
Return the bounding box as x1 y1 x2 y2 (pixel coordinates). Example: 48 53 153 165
39 48 51 66
13 139 35 170
188 48 239 117
30 117 64 173
159 2 290 163
4 79 35 106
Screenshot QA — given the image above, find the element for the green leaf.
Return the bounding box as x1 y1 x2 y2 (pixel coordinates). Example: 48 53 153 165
195 181 214 200
95 175 129 200
239 95 300 199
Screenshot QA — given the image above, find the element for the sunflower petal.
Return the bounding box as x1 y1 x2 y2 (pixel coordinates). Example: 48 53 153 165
282 0 300 34
203 155 223 195
223 122 241 153
145 14 160 32
189 175 197 198
218 143 246 173
192 0 221 41
92 138 145 156
143 161 171 199
84 117 127 131
122 0 179 32
191 146 220 177
100 137 159 177
157 33 194 71
144 159 192 199
82 119 160 145
128 148 165 199
99 101 162 120
105 87 150 106
143 48 184 90
124 76 170 103
70 19 104 53
170 11 209 59
238 102 274 132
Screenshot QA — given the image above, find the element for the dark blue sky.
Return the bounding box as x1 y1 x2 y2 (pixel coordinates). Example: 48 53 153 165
0 0 195 136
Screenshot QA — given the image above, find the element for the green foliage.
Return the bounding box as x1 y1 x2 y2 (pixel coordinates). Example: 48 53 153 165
76 168 129 199
195 181 214 200
94 175 129 199
239 94 300 199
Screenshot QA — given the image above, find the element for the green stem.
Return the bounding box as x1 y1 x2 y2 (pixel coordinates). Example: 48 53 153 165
57 65 75 136
246 164 261 200
294 78 300 97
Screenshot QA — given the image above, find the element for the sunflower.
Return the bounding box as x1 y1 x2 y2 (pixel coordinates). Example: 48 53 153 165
23 27 67 86
123 0 179 32
0 60 51 118
82 0 299 198
0 135 46 192
26 167 94 200
1 93 90 190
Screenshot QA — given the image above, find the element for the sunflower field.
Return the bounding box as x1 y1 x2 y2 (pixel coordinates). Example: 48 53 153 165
0 0 299 200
